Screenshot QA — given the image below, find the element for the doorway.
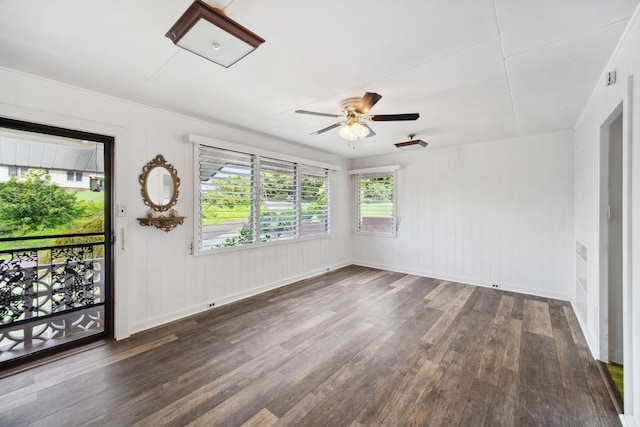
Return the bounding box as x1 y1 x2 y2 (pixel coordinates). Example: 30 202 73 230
599 104 624 407
0 117 113 368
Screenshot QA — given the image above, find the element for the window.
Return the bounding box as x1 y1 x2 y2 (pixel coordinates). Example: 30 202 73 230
75 171 83 181
67 170 74 181
260 157 297 242
20 167 28 176
199 146 254 250
196 144 330 252
8 166 18 176
301 165 329 237
356 171 396 236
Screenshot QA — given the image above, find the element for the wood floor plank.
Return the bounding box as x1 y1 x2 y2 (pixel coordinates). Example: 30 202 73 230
353 310 444 425
0 266 620 427
241 408 279 427
423 288 482 364
484 367 518 426
523 299 554 337
517 331 568 426
493 294 515 328
502 318 523 373
476 325 509 385
370 357 443 426
419 350 472 423
449 288 501 354
459 377 495 426
421 285 474 344
511 293 525 320
183 371 291 427
81 346 253 426
274 393 322 426
423 280 453 301
548 299 572 332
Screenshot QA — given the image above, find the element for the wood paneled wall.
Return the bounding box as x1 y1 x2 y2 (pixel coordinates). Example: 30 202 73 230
573 5 640 424
0 68 352 339
351 132 574 300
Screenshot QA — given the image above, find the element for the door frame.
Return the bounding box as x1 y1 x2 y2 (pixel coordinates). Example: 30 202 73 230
598 104 624 364
0 116 114 369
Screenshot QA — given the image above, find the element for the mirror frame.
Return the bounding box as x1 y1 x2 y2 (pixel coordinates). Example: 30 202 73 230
139 154 180 212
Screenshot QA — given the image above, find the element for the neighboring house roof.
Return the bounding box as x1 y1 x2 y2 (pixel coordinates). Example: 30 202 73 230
0 136 104 173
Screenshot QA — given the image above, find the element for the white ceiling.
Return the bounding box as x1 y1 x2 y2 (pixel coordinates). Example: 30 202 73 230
0 0 638 158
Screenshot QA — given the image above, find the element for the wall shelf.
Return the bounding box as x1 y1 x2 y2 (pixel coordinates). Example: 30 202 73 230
137 216 185 232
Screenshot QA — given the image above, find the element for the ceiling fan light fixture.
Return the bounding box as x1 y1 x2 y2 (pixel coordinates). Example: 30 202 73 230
339 124 357 141
339 121 369 141
166 0 265 68
352 122 369 138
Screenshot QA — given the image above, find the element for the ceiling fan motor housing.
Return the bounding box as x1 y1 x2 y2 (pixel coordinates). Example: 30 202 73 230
340 97 363 114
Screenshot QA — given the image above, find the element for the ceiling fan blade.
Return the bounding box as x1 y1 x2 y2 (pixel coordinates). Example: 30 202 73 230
310 122 343 135
295 110 341 118
363 122 376 138
369 113 420 121
356 92 382 115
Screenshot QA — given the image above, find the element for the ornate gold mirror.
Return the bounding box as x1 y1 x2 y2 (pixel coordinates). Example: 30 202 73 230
139 154 179 212
137 154 184 232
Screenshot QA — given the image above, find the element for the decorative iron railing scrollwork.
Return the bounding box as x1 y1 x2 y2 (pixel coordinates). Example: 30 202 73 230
0 250 38 324
50 245 97 312
0 238 105 357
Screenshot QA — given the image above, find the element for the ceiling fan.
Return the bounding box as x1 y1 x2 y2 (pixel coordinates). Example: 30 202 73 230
295 92 419 142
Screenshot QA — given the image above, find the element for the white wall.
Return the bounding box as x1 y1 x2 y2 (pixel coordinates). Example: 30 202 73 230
0 67 352 338
351 131 574 300
574 5 640 424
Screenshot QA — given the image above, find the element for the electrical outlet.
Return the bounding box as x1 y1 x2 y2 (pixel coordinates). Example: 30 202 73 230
208 302 215 308
492 284 500 288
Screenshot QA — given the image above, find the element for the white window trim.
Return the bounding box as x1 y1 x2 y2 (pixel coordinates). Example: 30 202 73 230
350 166 398 237
348 165 399 175
191 134 341 171
192 136 334 255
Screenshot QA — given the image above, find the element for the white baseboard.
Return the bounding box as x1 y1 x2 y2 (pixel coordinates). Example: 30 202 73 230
620 414 639 427
352 260 572 301
129 261 351 335
569 299 599 359
212 261 351 307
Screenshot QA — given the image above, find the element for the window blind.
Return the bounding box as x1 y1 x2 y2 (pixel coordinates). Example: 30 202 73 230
196 143 331 253
199 146 254 250
300 165 329 237
259 157 297 242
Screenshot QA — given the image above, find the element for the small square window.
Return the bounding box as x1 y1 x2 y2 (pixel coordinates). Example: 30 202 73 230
75 172 83 182
8 166 18 177
356 171 396 236
67 171 74 181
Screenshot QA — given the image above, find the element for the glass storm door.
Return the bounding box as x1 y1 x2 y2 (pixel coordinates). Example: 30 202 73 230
0 118 113 368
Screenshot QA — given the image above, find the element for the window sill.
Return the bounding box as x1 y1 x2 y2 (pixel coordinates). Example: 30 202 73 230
355 231 397 238
193 233 332 256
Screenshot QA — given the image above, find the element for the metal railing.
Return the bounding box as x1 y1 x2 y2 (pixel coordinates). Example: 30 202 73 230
0 234 105 357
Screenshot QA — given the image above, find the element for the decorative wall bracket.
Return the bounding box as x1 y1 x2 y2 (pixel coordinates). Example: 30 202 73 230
137 211 185 232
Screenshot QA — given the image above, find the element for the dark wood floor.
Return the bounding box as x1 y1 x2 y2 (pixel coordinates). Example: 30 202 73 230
0 266 619 426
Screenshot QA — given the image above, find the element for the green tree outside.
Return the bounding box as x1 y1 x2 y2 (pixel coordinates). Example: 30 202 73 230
0 170 82 234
